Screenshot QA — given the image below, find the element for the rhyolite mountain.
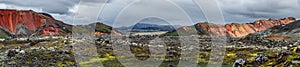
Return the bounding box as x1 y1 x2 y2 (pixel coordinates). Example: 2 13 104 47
117 23 181 32
161 17 296 37
247 20 300 41
0 9 72 38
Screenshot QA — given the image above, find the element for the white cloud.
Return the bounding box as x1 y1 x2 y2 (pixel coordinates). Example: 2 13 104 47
0 3 7 9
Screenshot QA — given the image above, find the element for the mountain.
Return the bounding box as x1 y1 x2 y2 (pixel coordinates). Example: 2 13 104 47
73 22 122 35
226 17 295 37
161 17 296 37
248 20 300 41
117 23 181 32
0 9 72 38
94 22 122 35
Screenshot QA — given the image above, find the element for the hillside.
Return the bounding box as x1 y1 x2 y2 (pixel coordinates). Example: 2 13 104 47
161 17 296 37
95 22 122 35
73 22 122 35
0 9 72 38
249 20 300 41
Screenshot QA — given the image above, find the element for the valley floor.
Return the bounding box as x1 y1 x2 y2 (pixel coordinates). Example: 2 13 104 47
0 35 299 67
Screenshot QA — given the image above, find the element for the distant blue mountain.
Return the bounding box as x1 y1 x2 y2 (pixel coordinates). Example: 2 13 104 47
117 23 181 32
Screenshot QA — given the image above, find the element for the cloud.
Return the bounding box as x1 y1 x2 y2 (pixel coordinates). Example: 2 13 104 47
100 0 300 26
82 0 112 3
0 0 81 24
100 0 205 27
0 0 80 14
1 0 300 25
72 0 116 25
0 4 7 9
219 0 300 23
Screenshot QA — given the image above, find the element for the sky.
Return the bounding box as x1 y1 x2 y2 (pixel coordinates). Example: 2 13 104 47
0 0 300 27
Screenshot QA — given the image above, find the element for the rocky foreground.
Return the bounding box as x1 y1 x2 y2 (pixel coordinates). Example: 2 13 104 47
94 35 300 67
0 35 299 67
0 37 75 67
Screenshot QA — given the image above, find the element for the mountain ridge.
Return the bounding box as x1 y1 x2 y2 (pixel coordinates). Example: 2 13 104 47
248 20 300 41
0 9 72 38
162 17 296 37
117 23 181 32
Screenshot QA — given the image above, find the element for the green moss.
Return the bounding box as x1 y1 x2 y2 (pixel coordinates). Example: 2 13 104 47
159 30 179 37
95 23 112 33
57 61 65 67
0 44 3 50
287 51 300 62
160 26 199 37
0 34 9 39
79 54 117 66
59 29 68 34
66 61 75 65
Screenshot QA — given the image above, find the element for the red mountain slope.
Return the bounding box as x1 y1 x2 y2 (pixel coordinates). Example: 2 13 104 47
0 9 72 37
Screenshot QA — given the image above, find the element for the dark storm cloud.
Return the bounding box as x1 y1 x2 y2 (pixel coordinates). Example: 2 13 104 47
0 0 80 14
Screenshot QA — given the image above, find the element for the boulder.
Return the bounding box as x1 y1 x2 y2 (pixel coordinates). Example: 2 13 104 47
233 58 246 67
